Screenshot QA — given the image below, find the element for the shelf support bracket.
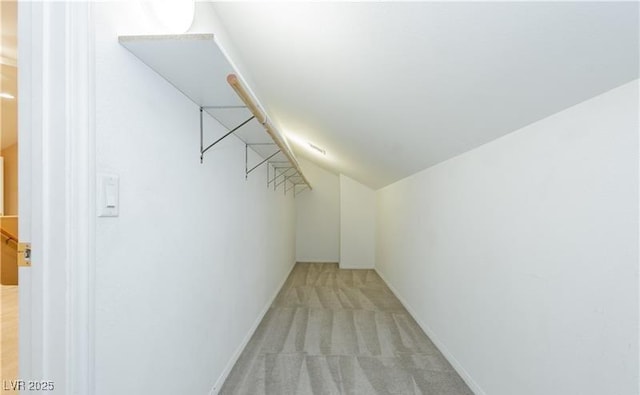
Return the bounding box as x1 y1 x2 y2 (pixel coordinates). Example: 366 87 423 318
286 183 296 193
275 171 299 190
246 149 281 179
268 167 294 185
200 107 254 163
271 168 297 189
295 185 310 197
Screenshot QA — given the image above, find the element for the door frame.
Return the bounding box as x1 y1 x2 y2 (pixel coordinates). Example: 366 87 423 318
18 2 95 393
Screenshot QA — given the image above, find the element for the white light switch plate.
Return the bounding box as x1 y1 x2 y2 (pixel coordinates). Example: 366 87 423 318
98 174 119 217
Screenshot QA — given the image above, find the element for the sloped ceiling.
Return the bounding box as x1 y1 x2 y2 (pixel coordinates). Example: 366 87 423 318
212 2 639 189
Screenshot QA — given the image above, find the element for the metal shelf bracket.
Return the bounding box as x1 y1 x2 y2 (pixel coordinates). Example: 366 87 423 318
245 147 281 180
295 185 310 197
200 106 254 163
270 167 297 190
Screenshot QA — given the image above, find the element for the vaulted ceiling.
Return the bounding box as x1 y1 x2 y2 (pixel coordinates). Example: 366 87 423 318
211 2 639 189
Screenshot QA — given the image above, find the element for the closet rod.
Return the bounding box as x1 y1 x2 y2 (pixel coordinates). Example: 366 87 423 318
227 74 312 190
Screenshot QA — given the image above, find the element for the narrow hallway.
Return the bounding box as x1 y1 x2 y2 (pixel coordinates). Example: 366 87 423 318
221 263 472 394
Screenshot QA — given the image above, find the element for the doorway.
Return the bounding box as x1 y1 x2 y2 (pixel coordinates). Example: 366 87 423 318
0 0 18 393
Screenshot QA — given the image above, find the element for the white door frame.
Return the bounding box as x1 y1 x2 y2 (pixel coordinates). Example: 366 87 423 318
18 2 95 394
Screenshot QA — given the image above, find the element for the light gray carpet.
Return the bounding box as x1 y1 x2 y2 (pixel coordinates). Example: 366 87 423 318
220 262 473 394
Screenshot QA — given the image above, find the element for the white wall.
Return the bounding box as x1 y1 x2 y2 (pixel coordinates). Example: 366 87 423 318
94 3 295 394
295 158 340 262
376 80 639 395
340 174 375 269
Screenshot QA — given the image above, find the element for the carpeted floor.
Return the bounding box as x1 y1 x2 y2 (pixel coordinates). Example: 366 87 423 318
220 262 473 394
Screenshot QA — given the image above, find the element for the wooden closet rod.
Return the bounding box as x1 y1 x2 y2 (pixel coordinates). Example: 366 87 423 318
227 74 312 190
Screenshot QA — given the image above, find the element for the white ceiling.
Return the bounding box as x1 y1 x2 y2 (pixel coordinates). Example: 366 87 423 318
212 2 639 189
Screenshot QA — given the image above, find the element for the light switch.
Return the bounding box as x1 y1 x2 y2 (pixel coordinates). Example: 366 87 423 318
105 178 117 208
98 174 119 217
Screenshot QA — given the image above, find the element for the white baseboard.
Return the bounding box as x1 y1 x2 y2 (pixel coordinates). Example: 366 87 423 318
208 260 297 395
296 260 339 264
375 268 486 395
339 264 374 269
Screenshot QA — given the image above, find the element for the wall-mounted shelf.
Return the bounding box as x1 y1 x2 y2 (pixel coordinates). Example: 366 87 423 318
118 33 311 193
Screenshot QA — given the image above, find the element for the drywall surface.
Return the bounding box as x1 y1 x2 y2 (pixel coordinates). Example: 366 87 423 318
94 4 295 395
295 158 340 262
340 174 375 269
376 80 639 395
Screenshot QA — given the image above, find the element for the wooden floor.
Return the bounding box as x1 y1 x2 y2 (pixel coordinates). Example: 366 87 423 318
1 285 18 394
220 263 472 394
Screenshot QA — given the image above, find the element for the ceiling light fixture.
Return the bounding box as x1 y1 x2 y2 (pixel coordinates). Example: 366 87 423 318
308 142 326 156
286 133 330 159
0 92 14 100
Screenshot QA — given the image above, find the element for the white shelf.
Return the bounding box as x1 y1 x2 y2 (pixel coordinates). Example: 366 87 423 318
118 33 311 191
